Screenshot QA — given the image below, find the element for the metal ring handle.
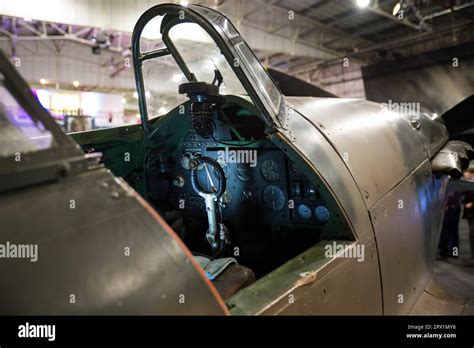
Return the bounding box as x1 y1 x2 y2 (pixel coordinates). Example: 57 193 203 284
190 156 226 199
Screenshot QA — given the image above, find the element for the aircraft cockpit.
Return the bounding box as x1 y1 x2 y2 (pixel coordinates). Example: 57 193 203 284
121 5 351 300
69 4 353 304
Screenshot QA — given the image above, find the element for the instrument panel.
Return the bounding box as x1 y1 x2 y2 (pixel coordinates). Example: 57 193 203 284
150 127 330 227
287 161 330 225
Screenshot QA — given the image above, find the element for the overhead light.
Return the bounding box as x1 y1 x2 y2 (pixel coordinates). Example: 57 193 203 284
180 1 189 7
133 91 138 99
392 2 401 16
356 0 370 8
393 0 410 16
158 107 168 114
121 97 127 104
73 80 80 88
39 78 47 85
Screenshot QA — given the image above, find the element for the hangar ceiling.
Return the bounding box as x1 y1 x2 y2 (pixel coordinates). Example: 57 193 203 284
0 0 473 98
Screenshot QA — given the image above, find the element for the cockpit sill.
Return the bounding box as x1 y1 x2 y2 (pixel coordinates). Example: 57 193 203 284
0 49 103 193
0 151 103 193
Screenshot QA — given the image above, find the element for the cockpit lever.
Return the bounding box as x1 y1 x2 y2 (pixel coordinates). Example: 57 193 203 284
189 156 230 255
212 69 223 88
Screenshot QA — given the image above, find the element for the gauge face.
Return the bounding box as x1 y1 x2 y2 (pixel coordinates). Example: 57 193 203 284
235 163 252 182
297 204 312 220
262 185 285 211
315 206 330 222
261 159 280 182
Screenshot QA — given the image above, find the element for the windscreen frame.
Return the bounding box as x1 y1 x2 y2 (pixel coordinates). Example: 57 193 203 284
131 3 285 135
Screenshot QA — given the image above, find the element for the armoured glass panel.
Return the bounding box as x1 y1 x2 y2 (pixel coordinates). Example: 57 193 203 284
168 22 247 97
142 55 188 119
189 5 282 119
233 42 281 115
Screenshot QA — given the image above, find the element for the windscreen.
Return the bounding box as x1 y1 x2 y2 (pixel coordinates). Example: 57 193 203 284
190 5 283 119
140 17 248 120
168 22 247 97
134 4 284 127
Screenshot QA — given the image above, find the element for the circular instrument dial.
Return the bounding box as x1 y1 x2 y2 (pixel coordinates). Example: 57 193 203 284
262 185 285 211
297 204 312 220
261 159 280 182
315 206 330 222
235 163 252 182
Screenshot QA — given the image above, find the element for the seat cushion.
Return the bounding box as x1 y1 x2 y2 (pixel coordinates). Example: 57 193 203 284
212 264 256 300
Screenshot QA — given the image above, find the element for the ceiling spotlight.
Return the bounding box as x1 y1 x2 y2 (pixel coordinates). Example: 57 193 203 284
39 78 47 85
121 97 127 104
392 0 410 16
180 1 189 7
133 91 138 99
356 0 370 8
158 107 168 114
73 80 80 88
392 2 401 15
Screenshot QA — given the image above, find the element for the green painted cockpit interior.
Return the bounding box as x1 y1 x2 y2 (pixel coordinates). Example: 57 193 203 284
71 95 260 198
71 122 148 197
